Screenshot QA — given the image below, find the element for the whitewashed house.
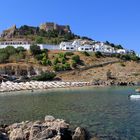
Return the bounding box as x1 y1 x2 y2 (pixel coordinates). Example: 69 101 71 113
78 45 93 52
72 39 82 47
116 49 127 54
0 41 31 50
59 42 76 51
103 44 116 53
93 43 116 54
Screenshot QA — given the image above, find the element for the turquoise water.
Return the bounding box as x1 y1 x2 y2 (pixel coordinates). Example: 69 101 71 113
0 86 140 139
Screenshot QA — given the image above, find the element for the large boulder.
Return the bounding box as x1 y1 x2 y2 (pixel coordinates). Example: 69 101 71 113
9 128 25 140
44 118 69 130
45 115 55 122
72 127 86 140
29 126 55 140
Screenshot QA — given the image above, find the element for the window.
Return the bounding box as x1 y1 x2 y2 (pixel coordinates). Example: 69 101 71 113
66 47 69 49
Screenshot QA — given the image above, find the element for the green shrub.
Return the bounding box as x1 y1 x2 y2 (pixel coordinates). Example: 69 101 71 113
53 64 61 71
0 48 6 53
0 53 8 63
61 57 66 64
53 57 59 65
30 44 41 55
71 60 77 68
53 63 71 71
72 55 80 63
32 72 56 81
120 54 131 61
82 51 90 56
58 53 66 58
16 46 26 52
35 54 43 61
65 52 74 56
35 37 45 44
63 63 71 70
46 59 52 66
130 55 140 61
5 46 17 56
95 51 102 58
9 52 25 62
41 49 49 54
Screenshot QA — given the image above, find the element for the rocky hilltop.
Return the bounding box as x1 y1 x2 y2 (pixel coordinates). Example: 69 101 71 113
1 22 71 39
0 22 75 44
1 25 16 39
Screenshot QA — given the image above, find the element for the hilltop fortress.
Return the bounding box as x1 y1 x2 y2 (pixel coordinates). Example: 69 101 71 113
1 22 71 39
40 22 70 33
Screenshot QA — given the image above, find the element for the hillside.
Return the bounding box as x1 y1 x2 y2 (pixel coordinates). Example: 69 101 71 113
58 61 140 83
0 45 140 84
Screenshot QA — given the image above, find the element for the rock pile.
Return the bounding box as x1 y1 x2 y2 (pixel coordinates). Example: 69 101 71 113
0 115 87 140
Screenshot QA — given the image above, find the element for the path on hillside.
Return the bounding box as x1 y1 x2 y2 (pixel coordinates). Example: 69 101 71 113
57 60 122 74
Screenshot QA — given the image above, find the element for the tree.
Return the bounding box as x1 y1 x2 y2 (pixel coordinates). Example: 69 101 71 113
9 52 25 63
72 55 80 63
0 53 8 63
95 51 102 58
30 44 41 55
16 46 26 52
35 37 44 44
5 46 17 56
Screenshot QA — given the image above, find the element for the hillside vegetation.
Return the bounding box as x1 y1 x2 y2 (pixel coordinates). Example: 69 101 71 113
0 44 139 71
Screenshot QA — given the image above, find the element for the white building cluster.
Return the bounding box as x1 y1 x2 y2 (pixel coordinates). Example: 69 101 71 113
60 39 127 54
0 40 131 55
0 41 31 50
0 41 60 50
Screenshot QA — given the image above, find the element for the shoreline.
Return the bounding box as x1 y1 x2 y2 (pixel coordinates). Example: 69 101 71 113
0 81 138 95
0 81 92 93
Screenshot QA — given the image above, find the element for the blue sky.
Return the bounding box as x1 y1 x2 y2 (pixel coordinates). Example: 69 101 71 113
0 0 139 53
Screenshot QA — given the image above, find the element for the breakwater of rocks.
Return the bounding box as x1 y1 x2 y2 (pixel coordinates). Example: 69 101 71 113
0 80 138 93
0 81 91 92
